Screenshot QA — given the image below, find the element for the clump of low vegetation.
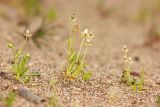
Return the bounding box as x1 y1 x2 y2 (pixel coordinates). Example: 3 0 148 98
0 91 16 107
121 45 144 91
64 14 95 81
48 79 58 107
4 92 16 107
8 29 32 83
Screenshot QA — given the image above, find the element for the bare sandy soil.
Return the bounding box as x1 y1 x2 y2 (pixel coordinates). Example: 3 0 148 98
0 0 160 107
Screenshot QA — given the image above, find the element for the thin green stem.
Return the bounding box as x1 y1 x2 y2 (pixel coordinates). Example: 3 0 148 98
67 63 74 75
68 28 73 56
20 37 28 52
14 37 28 64
73 31 77 49
76 38 85 62
81 46 88 64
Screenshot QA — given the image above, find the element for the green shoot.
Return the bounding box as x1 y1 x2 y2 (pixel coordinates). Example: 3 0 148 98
121 45 144 92
65 14 95 81
8 29 32 83
0 95 3 102
49 79 57 90
46 8 57 22
4 91 16 107
47 94 57 107
82 72 92 81
48 79 58 107
22 0 40 17
135 68 144 91
157 95 160 106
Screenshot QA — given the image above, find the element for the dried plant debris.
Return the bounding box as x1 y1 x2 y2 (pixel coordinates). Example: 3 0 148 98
17 87 45 104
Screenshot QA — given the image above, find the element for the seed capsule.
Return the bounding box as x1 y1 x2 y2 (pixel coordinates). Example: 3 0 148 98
69 14 76 23
72 24 80 32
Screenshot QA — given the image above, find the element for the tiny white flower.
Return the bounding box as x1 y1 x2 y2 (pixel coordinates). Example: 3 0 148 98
122 44 128 52
123 56 127 61
84 31 95 46
123 44 127 49
128 57 132 64
24 29 32 38
81 28 89 38
84 28 88 34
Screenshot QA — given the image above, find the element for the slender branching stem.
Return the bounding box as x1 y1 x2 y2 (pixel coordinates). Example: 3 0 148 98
73 31 77 49
20 37 28 51
81 45 88 64
76 38 85 61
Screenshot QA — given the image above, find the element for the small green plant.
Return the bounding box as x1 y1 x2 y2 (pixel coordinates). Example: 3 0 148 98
0 91 16 107
64 14 95 81
121 45 144 92
47 93 57 107
4 92 16 107
8 29 32 83
48 79 58 107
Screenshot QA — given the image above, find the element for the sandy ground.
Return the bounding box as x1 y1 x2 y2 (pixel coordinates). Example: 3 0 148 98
0 0 160 107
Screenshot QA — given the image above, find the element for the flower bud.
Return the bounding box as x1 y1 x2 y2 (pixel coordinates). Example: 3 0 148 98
8 43 14 48
69 14 76 23
26 53 30 58
81 28 88 38
24 29 32 38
